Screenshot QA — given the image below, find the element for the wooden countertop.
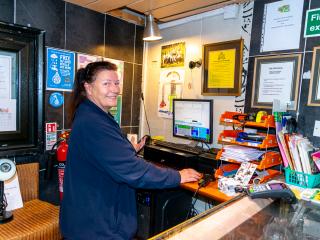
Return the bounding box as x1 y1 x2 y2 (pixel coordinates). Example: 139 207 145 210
181 180 234 202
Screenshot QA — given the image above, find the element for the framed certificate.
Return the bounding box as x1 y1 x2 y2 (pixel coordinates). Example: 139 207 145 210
251 54 301 109
308 46 320 106
202 39 243 96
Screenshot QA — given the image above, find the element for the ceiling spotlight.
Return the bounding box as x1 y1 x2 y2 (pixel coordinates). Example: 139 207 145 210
143 14 162 41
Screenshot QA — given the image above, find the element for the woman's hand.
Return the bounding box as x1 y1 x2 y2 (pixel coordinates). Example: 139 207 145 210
132 136 147 152
179 169 202 183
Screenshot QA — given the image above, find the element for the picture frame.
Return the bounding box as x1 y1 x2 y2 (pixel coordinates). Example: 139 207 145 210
308 46 320 106
202 39 243 96
251 54 301 109
161 42 185 68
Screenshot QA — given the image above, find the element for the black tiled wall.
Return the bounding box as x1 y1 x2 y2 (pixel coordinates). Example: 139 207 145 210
0 0 144 204
245 0 320 146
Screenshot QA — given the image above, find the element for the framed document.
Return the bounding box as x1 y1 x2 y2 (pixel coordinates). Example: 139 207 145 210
308 46 320 106
202 39 243 96
252 54 301 109
0 23 44 156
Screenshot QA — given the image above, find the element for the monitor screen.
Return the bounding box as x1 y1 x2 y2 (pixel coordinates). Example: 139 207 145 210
173 99 213 143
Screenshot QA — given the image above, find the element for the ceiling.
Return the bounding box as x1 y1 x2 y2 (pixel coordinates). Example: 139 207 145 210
64 0 247 25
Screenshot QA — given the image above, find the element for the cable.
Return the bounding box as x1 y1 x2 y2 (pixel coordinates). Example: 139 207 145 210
141 93 151 136
186 186 201 220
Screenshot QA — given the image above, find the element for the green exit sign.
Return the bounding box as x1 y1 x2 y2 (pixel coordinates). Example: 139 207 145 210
305 8 320 37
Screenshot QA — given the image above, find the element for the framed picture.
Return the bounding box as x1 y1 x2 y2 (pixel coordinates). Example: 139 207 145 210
202 39 243 96
161 42 185 68
251 54 301 109
308 46 320 106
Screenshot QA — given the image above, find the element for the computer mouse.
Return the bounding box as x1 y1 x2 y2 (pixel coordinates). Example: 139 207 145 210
198 174 214 187
143 135 151 145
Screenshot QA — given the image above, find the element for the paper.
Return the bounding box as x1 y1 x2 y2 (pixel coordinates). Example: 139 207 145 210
0 99 16 132
221 145 264 162
234 162 257 186
260 0 304 52
127 134 137 145
4 174 23 211
258 61 294 104
208 49 235 88
0 55 12 99
317 74 320 100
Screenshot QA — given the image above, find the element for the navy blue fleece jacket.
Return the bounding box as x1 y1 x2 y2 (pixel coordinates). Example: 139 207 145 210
59 99 180 239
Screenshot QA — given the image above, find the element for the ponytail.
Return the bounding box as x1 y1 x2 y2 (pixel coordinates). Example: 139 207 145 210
69 68 87 122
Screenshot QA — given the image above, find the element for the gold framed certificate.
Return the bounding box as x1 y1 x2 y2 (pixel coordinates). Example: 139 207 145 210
202 39 243 96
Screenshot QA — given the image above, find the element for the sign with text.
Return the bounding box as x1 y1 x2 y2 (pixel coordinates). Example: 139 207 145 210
305 8 320 37
46 48 75 91
45 122 57 151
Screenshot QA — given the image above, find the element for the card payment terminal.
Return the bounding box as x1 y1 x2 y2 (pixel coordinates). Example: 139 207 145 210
246 182 296 203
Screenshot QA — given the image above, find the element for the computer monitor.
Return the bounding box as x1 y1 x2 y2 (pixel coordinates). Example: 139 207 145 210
173 99 213 143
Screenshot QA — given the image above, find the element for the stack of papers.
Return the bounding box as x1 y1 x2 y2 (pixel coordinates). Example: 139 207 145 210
220 145 265 162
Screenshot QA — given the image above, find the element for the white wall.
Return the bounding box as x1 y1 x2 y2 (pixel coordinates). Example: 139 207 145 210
140 5 245 148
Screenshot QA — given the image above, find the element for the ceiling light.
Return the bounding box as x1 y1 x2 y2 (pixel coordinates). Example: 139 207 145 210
143 14 162 41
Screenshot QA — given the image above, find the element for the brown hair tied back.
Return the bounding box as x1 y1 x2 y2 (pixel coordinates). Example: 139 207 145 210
69 61 118 122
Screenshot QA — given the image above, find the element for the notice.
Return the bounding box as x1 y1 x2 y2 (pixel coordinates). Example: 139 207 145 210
46 48 75 91
260 0 304 52
45 122 57 151
258 61 294 104
208 49 235 88
317 74 320 100
0 99 16 132
5 174 23 211
0 55 12 99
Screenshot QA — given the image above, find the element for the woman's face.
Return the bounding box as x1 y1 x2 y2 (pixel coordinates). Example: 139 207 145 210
84 70 120 111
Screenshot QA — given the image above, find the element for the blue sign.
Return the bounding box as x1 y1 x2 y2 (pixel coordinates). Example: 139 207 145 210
49 92 64 108
46 48 75 91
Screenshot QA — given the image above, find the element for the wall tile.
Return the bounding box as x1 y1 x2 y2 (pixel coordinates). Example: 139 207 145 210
0 0 13 23
249 0 307 56
306 0 320 51
135 25 144 64
121 126 139 136
105 15 135 62
132 64 142 126
45 90 63 130
63 92 72 129
16 0 65 49
66 3 104 56
121 62 133 126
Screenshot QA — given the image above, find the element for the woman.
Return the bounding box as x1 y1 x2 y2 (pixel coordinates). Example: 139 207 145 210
59 61 201 239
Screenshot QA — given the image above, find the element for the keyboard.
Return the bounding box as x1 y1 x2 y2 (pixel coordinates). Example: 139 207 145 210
152 140 204 155
199 152 217 159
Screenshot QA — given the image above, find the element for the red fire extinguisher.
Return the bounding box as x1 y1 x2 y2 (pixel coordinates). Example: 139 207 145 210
56 132 69 200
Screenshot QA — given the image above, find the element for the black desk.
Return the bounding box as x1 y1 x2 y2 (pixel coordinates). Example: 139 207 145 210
143 144 219 173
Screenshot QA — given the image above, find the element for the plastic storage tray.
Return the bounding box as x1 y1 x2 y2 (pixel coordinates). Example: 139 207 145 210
285 168 320 188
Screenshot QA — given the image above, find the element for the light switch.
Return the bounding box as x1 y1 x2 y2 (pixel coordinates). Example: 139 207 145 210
313 120 320 137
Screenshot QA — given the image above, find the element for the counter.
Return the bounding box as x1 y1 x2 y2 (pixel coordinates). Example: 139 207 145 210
149 194 320 239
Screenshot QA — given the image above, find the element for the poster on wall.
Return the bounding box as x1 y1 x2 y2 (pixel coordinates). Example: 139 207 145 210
77 53 124 124
158 69 185 118
260 0 304 52
161 42 185 68
46 48 75 91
